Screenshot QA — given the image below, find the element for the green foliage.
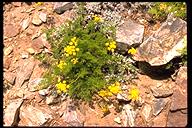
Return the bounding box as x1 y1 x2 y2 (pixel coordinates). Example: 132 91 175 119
36 5 122 101
178 36 187 66
148 2 186 21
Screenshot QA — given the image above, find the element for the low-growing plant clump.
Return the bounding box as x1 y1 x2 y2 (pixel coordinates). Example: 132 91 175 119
36 4 138 102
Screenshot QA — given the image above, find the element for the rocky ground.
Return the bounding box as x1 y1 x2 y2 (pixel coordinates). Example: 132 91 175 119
3 2 187 127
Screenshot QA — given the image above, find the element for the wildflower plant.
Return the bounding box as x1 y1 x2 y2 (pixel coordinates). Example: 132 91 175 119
37 4 123 101
148 2 186 21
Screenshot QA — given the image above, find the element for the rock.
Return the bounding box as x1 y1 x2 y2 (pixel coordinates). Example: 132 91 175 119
15 58 36 87
12 2 21 7
152 98 170 116
3 57 12 69
53 2 74 14
114 117 121 124
32 14 42 26
152 110 168 127
26 28 33 36
26 48 35 55
31 30 41 40
21 51 29 59
133 14 187 66
4 24 20 38
121 104 137 127
41 33 51 50
117 93 130 101
39 12 47 22
4 72 16 85
167 110 187 127
3 99 24 126
170 66 187 111
150 84 173 98
28 78 43 92
38 89 49 96
19 105 53 126
116 19 144 48
20 18 30 30
141 103 152 122
26 7 35 13
31 37 44 54
4 46 13 56
46 95 58 105
62 104 85 126
134 113 146 127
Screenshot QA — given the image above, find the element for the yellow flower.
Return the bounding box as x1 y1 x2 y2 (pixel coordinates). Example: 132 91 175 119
108 83 122 94
76 48 80 52
159 3 167 10
71 37 77 43
71 58 78 64
35 2 43 6
98 90 113 97
128 47 137 55
57 60 67 69
56 80 69 93
128 87 140 101
106 41 117 52
69 42 73 45
92 15 103 22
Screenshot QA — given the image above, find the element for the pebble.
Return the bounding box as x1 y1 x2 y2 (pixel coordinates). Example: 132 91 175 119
4 46 13 56
46 95 56 105
32 14 42 26
38 89 49 96
26 48 35 55
21 52 29 59
39 12 47 22
114 117 121 124
21 18 30 30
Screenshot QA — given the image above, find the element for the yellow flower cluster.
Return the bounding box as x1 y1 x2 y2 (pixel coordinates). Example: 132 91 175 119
105 41 116 53
71 58 78 64
128 87 140 101
128 47 137 55
56 80 70 94
64 37 79 57
92 15 103 22
98 82 122 98
159 3 167 10
35 2 43 6
57 60 67 70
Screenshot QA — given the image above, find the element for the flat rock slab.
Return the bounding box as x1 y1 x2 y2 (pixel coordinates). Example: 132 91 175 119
4 24 20 38
3 99 24 126
133 15 187 66
150 84 173 98
152 98 170 116
19 104 53 126
170 67 187 111
167 110 187 127
116 19 144 47
15 58 36 87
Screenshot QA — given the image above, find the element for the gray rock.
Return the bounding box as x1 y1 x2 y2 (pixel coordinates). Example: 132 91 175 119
54 2 74 14
117 93 130 101
150 85 173 98
28 78 43 92
3 99 24 126
152 98 170 116
38 89 49 96
46 95 59 105
4 72 16 85
133 14 187 66
116 19 144 47
4 24 20 38
15 58 36 87
170 66 187 111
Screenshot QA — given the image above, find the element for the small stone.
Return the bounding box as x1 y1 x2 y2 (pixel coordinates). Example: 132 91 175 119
31 37 44 54
28 78 43 92
26 48 35 55
12 2 21 7
4 72 16 85
114 117 121 124
117 93 130 101
3 57 12 69
141 103 152 122
38 89 49 96
26 7 35 13
4 46 13 56
46 95 57 105
26 29 33 36
32 14 42 26
21 52 29 59
20 18 30 30
54 2 74 14
39 12 47 22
